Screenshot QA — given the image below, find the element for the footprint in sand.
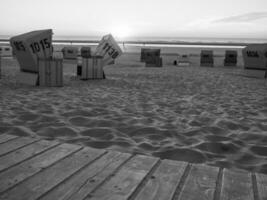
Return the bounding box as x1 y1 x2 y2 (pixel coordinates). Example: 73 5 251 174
17 113 40 122
153 148 206 163
216 119 241 131
6 126 36 137
69 116 92 127
250 145 267 157
37 127 78 138
195 142 240 155
138 142 160 151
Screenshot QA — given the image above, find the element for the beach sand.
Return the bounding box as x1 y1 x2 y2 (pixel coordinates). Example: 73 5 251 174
1 47 267 174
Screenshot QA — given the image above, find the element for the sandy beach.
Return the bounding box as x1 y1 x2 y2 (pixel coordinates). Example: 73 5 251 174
1 46 267 175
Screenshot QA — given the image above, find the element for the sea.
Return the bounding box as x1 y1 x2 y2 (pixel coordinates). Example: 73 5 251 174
1 35 267 48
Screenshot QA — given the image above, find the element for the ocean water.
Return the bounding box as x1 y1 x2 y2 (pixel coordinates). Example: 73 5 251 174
52 35 267 44
1 35 267 46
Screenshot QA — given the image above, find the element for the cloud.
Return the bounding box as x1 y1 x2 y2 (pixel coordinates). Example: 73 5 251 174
214 12 267 23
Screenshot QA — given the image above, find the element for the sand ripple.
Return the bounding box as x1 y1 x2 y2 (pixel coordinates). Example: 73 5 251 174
1 59 267 174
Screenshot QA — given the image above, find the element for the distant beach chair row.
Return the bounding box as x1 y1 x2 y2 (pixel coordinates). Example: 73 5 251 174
200 50 237 67
140 48 238 67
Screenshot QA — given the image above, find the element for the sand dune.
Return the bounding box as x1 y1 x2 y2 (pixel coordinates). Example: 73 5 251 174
1 55 267 174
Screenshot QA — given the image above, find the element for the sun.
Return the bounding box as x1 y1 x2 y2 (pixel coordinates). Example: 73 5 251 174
110 25 131 39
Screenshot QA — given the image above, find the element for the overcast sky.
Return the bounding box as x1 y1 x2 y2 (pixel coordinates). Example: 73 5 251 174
1 0 267 39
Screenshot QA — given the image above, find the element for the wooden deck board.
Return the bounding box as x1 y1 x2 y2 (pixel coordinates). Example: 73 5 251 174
86 155 159 200
256 173 267 200
0 147 105 200
0 140 59 173
0 135 266 200
0 137 39 156
0 134 18 144
220 168 254 200
40 151 132 200
178 164 219 200
134 159 188 200
0 143 81 193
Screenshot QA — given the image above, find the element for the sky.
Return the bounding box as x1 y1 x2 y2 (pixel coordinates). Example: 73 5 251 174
1 0 267 40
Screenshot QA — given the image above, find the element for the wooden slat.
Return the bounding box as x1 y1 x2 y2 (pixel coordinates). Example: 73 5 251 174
0 137 39 156
0 140 59 172
0 143 81 193
39 151 131 200
0 134 18 144
0 147 106 200
178 164 219 200
255 173 267 200
134 159 188 200
220 168 254 200
86 154 159 200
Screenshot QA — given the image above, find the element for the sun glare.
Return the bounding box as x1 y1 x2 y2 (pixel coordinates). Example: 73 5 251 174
110 25 131 39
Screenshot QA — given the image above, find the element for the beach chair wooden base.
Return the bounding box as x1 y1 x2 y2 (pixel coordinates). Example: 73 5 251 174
16 71 38 86
224 59 237 67
224 62 237 67
81 57 104 80
38 58 63 87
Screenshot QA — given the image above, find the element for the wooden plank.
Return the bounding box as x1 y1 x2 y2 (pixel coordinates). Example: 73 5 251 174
0 137 39 156
0 134 18 144
255 173 267 200
0 147 106 200
0 139 59 172
178 164 219 200
85 154 159 200
134 159 188 200
38 151 131 200
220 168 254 200
61 152 131 200
0 143 81 193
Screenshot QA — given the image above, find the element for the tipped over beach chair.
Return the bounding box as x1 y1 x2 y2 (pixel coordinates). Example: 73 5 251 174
79 34 122 80
94 34 123 66
224 50 237 66
200 50 214 67
141 48 162 67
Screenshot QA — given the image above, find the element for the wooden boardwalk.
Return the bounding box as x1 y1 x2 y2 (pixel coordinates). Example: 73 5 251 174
0 134 266 200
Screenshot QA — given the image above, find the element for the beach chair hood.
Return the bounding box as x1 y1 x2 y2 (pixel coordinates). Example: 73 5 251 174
10 29 53 73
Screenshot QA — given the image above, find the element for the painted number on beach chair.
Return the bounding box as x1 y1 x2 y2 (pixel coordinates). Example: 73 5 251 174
13 41 26 51
102 43 119 59
246 51 259 58
30 38 51 54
